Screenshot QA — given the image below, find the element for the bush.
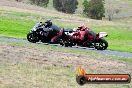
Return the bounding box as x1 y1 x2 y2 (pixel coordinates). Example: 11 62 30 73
16 0 22 2
83 0 105 20
29 0 49 7
53 0 78 14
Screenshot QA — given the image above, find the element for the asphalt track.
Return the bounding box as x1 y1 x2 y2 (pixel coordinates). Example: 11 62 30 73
0 37 132 58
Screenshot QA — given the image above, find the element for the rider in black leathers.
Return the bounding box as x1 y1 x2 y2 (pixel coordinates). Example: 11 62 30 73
44 19 60 33
41 19 61 43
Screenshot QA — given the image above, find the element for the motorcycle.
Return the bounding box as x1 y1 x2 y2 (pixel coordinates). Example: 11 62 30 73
59 28 108 50
56 28 74 47
27 22 60 43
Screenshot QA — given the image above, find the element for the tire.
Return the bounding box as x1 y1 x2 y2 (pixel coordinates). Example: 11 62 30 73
61 36 73 47
27 32 39 43
95 39 108 50
59 35 73 47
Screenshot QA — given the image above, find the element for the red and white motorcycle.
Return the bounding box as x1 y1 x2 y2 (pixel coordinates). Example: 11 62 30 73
59 28 108 50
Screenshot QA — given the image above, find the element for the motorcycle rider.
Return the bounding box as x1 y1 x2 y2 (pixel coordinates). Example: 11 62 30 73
75 23 93 46
78 23 88 39
43 19 61 43
44 19 60 33
77 23 97 46
44 19 52 28
78 23 86 31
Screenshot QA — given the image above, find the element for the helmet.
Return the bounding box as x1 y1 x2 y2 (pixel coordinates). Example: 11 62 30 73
45 19 52 27
78 23 85 30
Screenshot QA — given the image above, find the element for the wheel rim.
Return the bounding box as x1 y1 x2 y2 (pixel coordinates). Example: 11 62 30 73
28 33 38 42
64 38 72 47
99 42 106 50
28 34 35 41
95 41 107 50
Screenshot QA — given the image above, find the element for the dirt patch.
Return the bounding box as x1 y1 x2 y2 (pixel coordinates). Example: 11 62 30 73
0 43 132 88
0 43 132 74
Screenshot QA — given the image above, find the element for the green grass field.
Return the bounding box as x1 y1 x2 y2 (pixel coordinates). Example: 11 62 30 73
0 9 132 52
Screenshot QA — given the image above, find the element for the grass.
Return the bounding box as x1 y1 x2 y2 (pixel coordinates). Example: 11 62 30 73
1 40 132 63
1 60 131 88
0 16 34 39
0 2 132 88
0 61 76 88
91 26 132 52
0 9 132 52
0 41 132 88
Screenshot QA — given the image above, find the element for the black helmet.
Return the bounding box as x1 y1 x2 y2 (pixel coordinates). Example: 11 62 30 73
45 19 52 27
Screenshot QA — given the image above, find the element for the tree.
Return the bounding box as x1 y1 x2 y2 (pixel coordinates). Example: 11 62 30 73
15 0 22 2
29 0 49 7
53 0 78 14
83 0 105 20
105 0 121 21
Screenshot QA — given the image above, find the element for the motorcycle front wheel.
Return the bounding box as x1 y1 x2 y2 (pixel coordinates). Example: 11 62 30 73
94 39 108 50
27 32 39 43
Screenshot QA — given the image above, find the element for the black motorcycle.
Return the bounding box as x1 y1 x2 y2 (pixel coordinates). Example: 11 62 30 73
27 22 60 43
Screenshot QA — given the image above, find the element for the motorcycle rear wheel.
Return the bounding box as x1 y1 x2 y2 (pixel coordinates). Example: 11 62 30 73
61 36 73 47
95 39 108 50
